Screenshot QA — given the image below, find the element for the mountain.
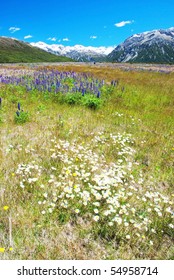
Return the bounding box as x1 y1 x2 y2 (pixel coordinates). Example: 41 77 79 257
108 28 174 64
30 42 114 62
0 37 74 63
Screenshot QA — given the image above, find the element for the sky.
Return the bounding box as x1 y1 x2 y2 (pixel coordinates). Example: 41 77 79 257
0 0 174 47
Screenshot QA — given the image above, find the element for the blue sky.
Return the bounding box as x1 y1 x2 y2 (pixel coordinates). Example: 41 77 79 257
0 0 174 47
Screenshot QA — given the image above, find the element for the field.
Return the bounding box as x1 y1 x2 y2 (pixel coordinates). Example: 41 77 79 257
0 63 174 260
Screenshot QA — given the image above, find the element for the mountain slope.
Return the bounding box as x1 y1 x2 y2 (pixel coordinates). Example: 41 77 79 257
108 28 174 64
0 37 74 63
30 42 114 62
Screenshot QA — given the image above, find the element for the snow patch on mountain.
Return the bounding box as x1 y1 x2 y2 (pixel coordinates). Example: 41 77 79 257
30 42 114 61
108 27 174 64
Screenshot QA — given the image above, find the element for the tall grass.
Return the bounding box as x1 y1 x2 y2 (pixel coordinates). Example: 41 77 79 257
0 64 173 260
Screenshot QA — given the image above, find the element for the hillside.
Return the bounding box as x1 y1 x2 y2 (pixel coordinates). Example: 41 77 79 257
0 37 74 63
108 28 174 64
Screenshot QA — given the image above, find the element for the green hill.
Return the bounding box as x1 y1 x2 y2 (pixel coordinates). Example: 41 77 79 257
0 37 74 63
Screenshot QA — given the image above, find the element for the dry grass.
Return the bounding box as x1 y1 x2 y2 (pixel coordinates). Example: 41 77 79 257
0 64 173 260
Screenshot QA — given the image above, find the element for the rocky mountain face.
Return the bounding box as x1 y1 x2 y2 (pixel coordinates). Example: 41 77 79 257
1 27 174 64
107 28 174 64
30 42 114 62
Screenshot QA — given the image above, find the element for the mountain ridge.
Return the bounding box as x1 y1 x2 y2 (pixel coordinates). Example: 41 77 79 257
0 37 74 63
30 42 114 62
107 27 174 64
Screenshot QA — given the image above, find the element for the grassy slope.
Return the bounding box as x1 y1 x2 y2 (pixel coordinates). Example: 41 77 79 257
0 38 74 63
0 65 174 260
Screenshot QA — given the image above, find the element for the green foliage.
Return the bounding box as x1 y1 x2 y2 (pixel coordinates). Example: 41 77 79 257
0 114 3 124
37 104 46 112
14 111 30 124
0 37 74 63
64 92 82 105
82 94 103 109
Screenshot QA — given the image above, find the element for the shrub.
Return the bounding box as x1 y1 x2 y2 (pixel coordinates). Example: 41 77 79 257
82 94 103 109
65 92 82 105
14 111 29 124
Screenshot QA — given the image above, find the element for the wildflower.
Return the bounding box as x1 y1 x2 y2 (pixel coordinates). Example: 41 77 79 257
93 202 100 207
3 206 9 211
51 167 57 171
72 172 77 177
41 210 46 215
43 193 48 198
94 208 99 214
9 247 13 251
93 215 100 222
168 224 174 229
0 248 5 253
142 235 145 239
17 102 21 110
75 209 80 214
166 207 172 213
149 241 153 246
126 235 130 240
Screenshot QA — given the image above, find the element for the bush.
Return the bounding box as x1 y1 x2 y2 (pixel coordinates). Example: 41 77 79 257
82 94 103 109
65 92 82 105
14 111 30 124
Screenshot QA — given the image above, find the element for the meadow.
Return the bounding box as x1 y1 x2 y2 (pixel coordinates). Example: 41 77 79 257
0 63 173 260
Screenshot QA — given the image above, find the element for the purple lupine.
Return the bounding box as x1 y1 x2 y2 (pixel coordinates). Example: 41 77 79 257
18 102 21 110
97 91 100 98
82 88 86 96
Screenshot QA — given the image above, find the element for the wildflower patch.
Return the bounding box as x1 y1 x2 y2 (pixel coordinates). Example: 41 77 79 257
15 132 174 246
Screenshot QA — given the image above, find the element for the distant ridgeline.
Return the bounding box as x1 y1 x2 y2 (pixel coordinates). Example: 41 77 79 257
0 37 74 63
1 27 174 64
107 28 174 64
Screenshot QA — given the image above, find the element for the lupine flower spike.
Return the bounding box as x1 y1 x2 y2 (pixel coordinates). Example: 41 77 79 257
18 102 21 110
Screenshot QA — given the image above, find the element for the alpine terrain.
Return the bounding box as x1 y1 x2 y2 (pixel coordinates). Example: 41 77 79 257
30 42 114 62
0 37 74 63
107 28 174 64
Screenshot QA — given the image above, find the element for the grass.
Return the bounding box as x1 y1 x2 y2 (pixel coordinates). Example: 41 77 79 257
0 64 174 260
0 37 74 63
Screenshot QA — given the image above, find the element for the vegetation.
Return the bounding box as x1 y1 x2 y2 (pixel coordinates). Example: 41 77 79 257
0 37 74 63
0 64 174 260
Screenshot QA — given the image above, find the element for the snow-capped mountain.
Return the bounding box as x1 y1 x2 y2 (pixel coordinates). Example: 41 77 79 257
30 42 114 62
108 27 174 64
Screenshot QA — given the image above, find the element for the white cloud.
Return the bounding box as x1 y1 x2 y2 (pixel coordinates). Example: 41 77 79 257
48 37 57 41
114 20 134 27
9 27 21 33
90 35 97 39
24 35 32 39
62 38 70 41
